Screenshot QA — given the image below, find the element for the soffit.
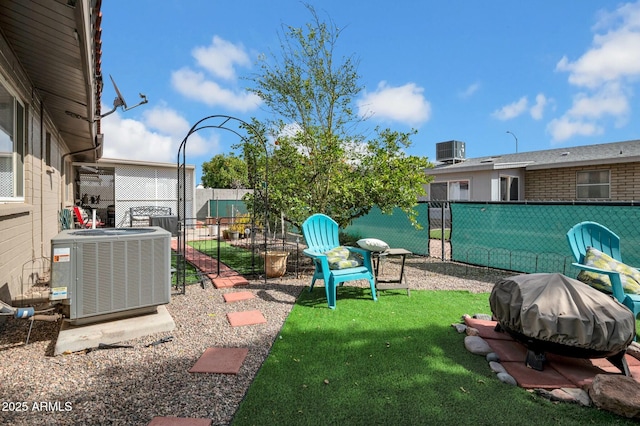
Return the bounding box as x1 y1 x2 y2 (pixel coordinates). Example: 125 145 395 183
0 0 102 162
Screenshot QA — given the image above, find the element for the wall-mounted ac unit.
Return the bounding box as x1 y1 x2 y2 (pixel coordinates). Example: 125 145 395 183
50 227 171 325
436 140 466 164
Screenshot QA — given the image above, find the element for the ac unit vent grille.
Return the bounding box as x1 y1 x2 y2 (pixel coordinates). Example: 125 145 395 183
436 140 466 163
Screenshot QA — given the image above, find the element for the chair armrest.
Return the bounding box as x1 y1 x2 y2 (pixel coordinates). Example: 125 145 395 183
572 262 627 303
303 249 331 273
346 246 373 271
303 249 326 259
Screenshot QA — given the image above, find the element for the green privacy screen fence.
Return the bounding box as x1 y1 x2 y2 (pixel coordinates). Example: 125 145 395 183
344 204 430 255
449 201 640 275
208 199 248 218
344 201 640 275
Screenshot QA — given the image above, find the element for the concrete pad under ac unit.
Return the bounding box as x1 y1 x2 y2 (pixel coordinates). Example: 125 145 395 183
54 305 175 355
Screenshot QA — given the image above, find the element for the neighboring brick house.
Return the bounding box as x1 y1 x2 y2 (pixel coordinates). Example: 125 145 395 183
426 139 640 202
0 1 102 302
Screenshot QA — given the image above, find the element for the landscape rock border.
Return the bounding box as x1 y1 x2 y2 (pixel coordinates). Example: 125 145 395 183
455 313 640 418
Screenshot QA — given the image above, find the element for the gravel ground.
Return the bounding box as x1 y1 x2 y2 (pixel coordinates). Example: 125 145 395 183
0 255 512 426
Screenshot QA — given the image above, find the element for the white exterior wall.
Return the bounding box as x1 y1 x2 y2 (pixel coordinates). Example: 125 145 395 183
112 163 195 226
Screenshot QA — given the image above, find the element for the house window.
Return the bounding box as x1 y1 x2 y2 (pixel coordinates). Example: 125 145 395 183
449 180 469 200
0 82 25 200
500 176 519 201
576 170 609 199
430 182 448 201
430 180 469 201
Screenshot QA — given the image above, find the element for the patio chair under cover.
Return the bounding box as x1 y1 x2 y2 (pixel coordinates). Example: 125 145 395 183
490 273 635 374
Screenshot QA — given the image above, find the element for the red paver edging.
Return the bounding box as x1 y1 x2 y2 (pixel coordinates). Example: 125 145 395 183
464 317 640 389
171 239 250 288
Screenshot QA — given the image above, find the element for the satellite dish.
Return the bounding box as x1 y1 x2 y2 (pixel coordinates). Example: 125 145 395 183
99 75 148 118
65 74 149 122
110 74 128 109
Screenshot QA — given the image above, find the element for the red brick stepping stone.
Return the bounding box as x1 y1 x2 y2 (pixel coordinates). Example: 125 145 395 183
188 347 249 374
148 416 212 425
223 291 255 303
227 310 266 327
212 275 249 288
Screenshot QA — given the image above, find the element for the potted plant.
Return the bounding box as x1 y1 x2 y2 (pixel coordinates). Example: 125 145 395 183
261 250 290 278
229 213 251 240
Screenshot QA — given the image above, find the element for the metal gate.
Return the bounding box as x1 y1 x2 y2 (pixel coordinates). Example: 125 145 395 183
175 115 269 294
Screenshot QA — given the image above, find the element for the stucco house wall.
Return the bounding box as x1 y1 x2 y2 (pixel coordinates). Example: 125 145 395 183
427 168 525 201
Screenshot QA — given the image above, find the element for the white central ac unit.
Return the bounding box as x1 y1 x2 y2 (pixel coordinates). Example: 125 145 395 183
50 227 171 325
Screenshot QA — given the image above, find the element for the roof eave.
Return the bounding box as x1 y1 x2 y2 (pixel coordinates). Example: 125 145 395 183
525 155 640 170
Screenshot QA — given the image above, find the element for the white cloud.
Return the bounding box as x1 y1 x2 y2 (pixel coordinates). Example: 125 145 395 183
170 35 261 112
192 36 251 81
101 105 219 163
546 117 603 142
556 32 640 88
529 93 548 120
491 96 528 120
549 1 640 142
566 83 629 119
458 82 480 99
172 68 262 112
142 105 191 136
556 2 640 88
357 81 431 126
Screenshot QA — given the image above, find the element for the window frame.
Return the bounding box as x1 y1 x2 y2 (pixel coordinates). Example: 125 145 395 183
576 169 610 200
430 179 470 201
499 175 519 201
0 80 25 202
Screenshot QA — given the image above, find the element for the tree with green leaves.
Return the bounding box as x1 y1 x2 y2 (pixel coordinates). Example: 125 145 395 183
245 4 432 229
201 153 249 189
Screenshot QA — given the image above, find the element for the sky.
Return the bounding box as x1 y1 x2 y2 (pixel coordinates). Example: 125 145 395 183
99 1 640 185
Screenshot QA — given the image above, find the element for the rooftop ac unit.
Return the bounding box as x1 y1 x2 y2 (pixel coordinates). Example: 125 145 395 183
50 227 171 325
436 140 466 163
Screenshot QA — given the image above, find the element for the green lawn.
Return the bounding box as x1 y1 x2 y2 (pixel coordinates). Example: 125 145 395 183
170 252 201 286
429 228 451 240
232 287 636 426
188 239 263 275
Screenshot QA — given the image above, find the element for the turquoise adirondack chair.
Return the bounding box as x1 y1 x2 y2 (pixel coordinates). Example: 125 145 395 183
302 214 377 309
567 221 640 319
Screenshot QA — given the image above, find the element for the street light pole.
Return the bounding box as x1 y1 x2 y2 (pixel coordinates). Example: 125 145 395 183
506 131 518 153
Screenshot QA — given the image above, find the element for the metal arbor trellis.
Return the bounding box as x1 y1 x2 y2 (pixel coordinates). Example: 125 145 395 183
175 115 269 294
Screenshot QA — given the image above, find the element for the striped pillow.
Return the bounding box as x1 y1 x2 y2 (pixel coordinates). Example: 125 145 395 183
325 246 363 270
576 246 640 294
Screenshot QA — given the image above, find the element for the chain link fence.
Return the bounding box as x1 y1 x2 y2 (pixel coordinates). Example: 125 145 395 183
344 201 640 276
175 201 640 281
448 201 640 275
